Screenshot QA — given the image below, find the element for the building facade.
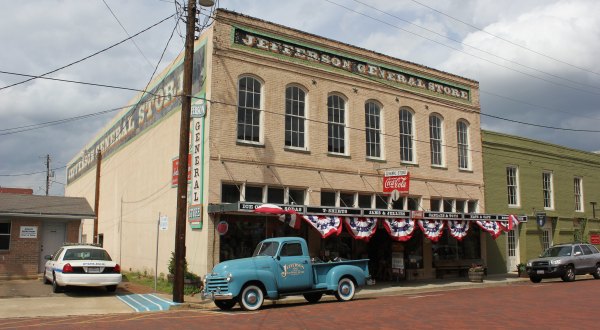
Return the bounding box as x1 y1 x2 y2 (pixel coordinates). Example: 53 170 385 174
66 9 493 281
483 130 600 274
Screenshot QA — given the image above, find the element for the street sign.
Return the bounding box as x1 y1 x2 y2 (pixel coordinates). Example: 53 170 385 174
159 215 168 231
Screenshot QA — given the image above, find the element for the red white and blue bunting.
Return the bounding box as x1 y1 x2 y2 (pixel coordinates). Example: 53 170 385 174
343 217 378 241
476 220 504 239
447 220 470 241
304 215 343 238
418 220 445 242
383 218 416 241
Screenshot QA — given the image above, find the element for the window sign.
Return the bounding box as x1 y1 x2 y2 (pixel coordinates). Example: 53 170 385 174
19 226 38 238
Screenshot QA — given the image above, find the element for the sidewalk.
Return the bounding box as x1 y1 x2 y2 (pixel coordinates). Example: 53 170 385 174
173 273 530 310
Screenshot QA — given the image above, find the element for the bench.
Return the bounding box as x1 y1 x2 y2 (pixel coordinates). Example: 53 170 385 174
434 259 487 279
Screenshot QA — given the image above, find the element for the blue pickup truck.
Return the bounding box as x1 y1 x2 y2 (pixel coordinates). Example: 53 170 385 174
201 237 371 311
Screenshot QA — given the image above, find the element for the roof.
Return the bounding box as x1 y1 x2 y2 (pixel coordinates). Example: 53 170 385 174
0 193 95 219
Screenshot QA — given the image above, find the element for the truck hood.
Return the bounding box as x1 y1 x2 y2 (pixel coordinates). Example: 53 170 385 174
211 256 272 275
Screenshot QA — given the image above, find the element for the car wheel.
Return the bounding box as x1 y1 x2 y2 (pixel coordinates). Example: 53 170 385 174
214 299 236 310
303 292 323 303
106 285 117 293
334 277 355 302
529 276 542 283
561 265 576 282
593 264 600 279
52 274 63 293
43 272 51 285
238 284 264 311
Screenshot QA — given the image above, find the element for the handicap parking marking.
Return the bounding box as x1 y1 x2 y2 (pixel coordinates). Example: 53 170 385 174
117 294 180 312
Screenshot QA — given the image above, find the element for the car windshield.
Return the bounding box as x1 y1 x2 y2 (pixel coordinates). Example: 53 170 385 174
252 242 279 257
541 246 572 257
63 248 112 261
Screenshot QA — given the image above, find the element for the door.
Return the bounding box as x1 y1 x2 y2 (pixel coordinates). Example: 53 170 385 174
275 241 312 292
506 228 519 272
39 222 66 272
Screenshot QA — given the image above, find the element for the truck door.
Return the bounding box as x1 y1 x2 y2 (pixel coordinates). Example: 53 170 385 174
275 241 312 292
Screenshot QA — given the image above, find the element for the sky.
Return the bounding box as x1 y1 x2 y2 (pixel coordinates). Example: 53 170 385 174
1 0 599 196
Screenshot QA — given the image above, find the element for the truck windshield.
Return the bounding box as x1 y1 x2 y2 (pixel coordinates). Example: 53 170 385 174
541 246 572 257
253 242 279 257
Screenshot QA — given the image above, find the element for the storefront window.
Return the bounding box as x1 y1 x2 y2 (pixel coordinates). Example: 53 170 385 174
375 194 388 209
245 186 263 202
220 218 266 261
407 197 419 210
358 194 372 208
322 234 352 260
432 226 481 263
468 200 478 213
321 191 335 206
404 234 423 269
221 184 240 203
456 200 466 213
430 198 441 211
288 188 305 205
339 192 354 208
443 199 454 212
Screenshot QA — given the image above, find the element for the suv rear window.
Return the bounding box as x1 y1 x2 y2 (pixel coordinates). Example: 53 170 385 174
581 245 593 255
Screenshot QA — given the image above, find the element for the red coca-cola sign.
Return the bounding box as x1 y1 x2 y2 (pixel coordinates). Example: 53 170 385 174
383 170 410 194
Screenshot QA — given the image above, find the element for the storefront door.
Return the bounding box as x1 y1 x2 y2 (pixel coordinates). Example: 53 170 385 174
506 228 519 272
39 222 66 272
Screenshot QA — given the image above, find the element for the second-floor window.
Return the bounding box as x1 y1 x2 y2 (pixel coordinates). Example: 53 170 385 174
543 172 553 209
429 114 443 166
574 177 583 212
327 94 346 154
507 166 519 206
457 120 470 169
365 102 382 158
285 86 306 149
237 76 262 143
399 108 414 162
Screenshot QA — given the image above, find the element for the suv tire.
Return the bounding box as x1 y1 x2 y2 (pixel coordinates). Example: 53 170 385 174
561 265 575 282
529 276 541 283
593 264 600 279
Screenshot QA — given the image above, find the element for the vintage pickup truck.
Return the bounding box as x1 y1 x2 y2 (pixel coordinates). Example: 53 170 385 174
201 237 371 311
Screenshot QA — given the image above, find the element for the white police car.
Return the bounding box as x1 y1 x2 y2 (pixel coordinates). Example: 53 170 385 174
43 244 122 293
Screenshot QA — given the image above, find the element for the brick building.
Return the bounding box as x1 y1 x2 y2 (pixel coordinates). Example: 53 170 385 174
0 192 95 279
65 9 503 281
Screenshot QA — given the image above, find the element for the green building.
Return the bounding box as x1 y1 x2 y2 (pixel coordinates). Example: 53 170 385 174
482 130 600 274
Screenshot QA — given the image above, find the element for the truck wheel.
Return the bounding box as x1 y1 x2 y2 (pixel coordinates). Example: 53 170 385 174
215 300 236 311
561 266 575 282
303 292 323 303
239 284 264 311
593 264 600 279
529 276 541 283
334 278 355 302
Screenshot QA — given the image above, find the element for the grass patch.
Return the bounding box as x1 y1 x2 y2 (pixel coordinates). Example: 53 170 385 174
122 272 202 296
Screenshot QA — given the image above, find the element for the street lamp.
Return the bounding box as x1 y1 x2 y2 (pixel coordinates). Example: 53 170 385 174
173 0 214 304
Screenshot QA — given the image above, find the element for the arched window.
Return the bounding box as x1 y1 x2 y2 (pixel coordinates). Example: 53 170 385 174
285 85 306 148
399 108 414 162
365 101 382 158
237 76 262 143
327 94 346 154
429 114 443 166
457 120 470 169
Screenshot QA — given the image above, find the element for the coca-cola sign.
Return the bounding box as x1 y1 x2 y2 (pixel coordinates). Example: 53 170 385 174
383 171 410 194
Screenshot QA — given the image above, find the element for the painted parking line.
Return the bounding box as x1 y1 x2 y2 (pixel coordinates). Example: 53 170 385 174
117 294 180 312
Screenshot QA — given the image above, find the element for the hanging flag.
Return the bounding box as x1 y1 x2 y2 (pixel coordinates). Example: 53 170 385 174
254 203 287 214
278 212 302 230
476 220 504 239
343 217 378 241
447 220 470 241
304 215 343 238
418 220 445 242
383 218 416 241
508 214 520 231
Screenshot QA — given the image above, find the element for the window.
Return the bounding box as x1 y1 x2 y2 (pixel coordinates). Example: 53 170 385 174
237 76 262 143
455 200 466 213
574 177 583 212
430 198 441 212
339 192 355 208
443 199 454 212
543 172 553 209
285 86 306 149
457 120 470 169
507 166 519 206
245 186 263 202
321 191 336 206
288 189 305 205
358 194 372 208
0 222 11 250
467 200 478 213
375 194 389 209
542 229 550 251
507 230 516 257
429 114 443 166
365 102 382 158
407 197 420 211
267 187 284 204
327 94 346 154
399 108 414 162
221 184 241 203
581 245 593 255
280 242 303 257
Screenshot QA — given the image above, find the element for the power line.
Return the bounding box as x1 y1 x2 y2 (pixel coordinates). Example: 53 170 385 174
407 0 600 78
0 13 175 92
324 0 600 97
0 165 66 177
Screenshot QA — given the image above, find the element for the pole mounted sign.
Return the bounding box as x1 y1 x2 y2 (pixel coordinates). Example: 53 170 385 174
536 212 547 227
383 169 410 195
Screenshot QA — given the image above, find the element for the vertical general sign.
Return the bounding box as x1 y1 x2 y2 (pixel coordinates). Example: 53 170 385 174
383 169 410 194
187 41 207 230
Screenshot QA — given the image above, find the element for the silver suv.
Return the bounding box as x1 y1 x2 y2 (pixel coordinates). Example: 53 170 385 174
526 243 600 283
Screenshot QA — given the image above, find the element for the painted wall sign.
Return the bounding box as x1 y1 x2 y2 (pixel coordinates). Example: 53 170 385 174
19 226 38 238
67 42 207 184
590 234 600 245
383 173 410 194
171 156 192 186
233 28 471 102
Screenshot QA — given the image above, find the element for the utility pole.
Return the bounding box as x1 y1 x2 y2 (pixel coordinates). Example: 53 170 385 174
173 0 214 304
94 151 102 245
45 154 50 195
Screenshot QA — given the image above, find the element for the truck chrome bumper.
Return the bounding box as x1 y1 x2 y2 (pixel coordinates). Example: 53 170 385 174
201 291 234 301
